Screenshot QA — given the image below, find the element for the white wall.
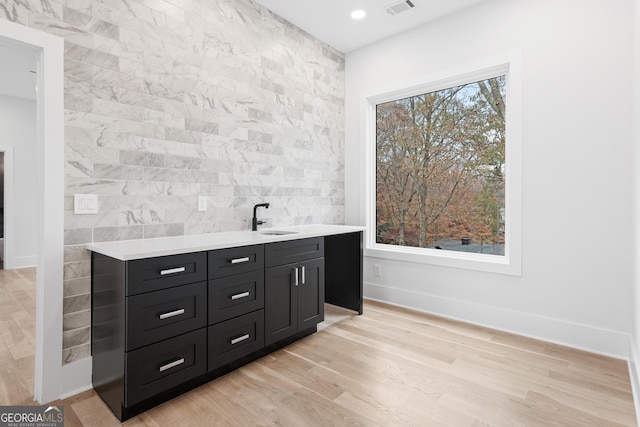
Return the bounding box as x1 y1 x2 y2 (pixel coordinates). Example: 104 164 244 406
631 0 640 409
346 0 635 357
0 95 37 268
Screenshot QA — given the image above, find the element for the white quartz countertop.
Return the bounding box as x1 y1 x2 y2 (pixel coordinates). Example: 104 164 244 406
86 224 365 261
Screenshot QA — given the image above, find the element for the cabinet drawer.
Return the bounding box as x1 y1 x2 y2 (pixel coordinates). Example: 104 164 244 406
127 252 207 296
265 237 324 268
208 310 264 371
209 245 264 279
126 328 207 406
209 271 264 324
126 282 207 351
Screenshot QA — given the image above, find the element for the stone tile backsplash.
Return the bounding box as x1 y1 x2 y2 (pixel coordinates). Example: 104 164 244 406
2 0 345 364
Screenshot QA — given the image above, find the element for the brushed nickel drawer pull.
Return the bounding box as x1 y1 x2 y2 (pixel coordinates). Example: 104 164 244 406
231 291 250 300
159 358 185 372
159 308 185 320
160 266 186 276
230 257 250 264
230 334 250 345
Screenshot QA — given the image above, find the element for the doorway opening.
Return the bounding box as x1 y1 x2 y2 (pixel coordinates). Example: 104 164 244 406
0 49 38 271
0 36 40 405
0 20 64 404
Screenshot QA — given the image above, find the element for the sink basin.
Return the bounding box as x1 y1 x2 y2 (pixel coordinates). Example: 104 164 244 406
259 230 298 236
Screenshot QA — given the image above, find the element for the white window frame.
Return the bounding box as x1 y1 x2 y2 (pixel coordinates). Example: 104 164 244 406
363 53 522 276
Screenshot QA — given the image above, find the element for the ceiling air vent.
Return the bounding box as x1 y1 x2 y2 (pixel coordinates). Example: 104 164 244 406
386 0 415 16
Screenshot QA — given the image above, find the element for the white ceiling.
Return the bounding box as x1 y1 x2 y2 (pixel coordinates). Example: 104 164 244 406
253 0 488 53
0 41 37 100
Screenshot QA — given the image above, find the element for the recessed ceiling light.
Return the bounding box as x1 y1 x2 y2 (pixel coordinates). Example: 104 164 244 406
350 9 366 20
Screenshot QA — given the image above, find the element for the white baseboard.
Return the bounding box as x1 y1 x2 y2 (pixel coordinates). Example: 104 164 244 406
59 357 92 400
365 282 630 360
9 255 37 269
628 338 640 426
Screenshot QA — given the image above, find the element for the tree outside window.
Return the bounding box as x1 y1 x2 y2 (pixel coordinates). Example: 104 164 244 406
375 75 506 255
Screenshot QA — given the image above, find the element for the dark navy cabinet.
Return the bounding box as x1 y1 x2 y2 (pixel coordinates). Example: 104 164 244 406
92 232 366 422
265 238 325 345
92 251 209 420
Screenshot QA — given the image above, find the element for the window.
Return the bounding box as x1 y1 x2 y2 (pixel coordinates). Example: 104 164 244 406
376 75 506 254
364 57 521 275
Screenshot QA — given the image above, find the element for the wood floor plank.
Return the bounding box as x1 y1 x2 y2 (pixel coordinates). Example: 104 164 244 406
70 395 126 427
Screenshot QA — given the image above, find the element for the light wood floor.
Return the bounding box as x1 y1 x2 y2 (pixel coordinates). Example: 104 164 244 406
0 267 38 406
1 268 637 426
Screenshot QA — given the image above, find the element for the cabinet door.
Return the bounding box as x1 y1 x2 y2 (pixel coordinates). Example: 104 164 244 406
297 258 325 330
265 264 298 346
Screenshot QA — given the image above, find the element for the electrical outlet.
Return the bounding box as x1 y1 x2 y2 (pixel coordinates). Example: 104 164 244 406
197 195 207 212
374 264 382 277
74 194 98 214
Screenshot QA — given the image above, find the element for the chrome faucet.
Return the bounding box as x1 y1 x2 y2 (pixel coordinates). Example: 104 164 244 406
252 203 270 231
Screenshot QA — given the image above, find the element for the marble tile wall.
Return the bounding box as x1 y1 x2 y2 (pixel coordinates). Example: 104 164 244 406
1 0 345 364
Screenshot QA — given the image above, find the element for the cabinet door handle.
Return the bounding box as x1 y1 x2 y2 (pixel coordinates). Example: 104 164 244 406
230 334 250 345
230 257 250 264
159 357 185 372
300 265 305 285
230 291 250 300
159 308 185 320
292 267 298 286
160 266 186 276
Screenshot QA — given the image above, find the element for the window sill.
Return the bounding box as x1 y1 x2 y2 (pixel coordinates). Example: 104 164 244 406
365 243 521 276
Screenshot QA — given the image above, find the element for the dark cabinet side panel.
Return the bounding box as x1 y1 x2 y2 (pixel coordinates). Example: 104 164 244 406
325 232 363 314
91 252 126 420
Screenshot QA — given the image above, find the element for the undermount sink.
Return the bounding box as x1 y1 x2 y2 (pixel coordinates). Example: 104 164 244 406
259 230 298 236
